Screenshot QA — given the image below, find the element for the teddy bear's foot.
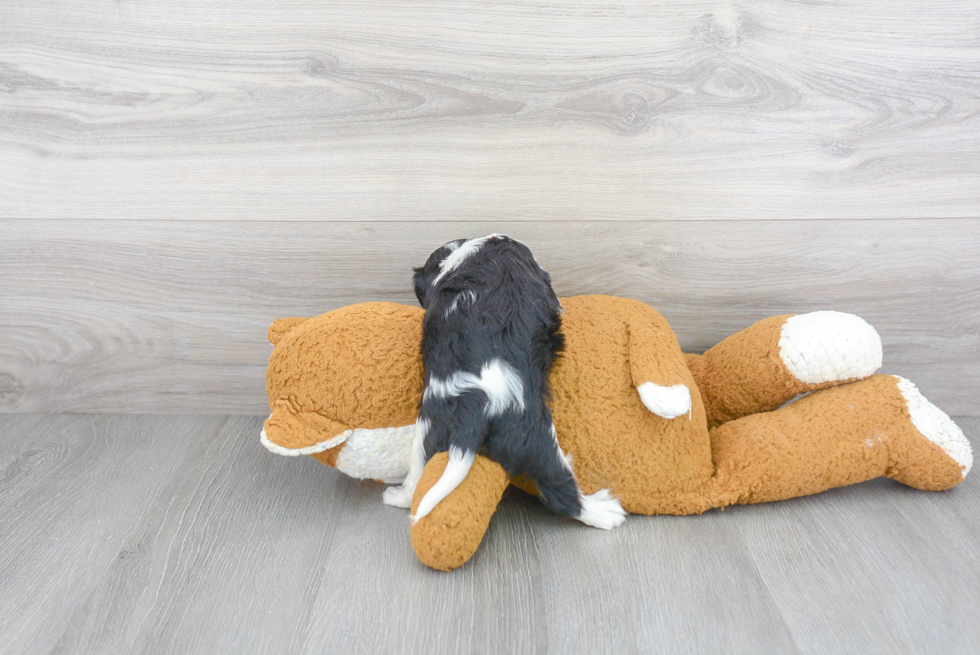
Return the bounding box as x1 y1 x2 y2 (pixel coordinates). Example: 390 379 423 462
688 311 885 428
576 489 627 529
779 311 882 385
889 376 972 489
637 383 692 420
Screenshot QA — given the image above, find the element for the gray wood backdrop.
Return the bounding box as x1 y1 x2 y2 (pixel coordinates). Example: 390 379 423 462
1 0 978 414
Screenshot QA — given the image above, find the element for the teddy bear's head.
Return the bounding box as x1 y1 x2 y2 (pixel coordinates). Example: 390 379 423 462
261 302 425 480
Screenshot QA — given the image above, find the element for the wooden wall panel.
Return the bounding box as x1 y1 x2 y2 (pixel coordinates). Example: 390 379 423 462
1 219 977 414
1 0 978 221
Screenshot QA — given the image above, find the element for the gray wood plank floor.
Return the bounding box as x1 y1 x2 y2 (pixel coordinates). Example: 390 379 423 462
1 414 978 655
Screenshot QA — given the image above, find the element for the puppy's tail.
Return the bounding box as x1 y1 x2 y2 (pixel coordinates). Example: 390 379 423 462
411 446 476 524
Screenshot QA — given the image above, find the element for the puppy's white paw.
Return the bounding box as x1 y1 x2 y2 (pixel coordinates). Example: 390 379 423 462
382 484 414 509
779 311 882 384
577 489 627 530
637 383 691 419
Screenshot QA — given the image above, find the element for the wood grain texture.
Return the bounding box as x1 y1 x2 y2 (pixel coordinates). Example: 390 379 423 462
2 218 978 415
1 414 978 654
1 0 979 221
0 220 980 414
0 414 233 655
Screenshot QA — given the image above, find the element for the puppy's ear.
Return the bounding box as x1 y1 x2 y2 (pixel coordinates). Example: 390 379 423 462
413 265 434 308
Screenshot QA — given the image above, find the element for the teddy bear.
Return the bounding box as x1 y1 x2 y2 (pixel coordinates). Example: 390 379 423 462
261 296 972 571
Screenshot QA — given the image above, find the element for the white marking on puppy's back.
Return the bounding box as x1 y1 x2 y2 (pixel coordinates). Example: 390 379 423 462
432 235 492 285
478 359 525 416
423 358 526 416
412 446 477 523
423 371 482 403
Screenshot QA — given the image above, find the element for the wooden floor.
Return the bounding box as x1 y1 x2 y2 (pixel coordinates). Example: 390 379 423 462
2 414 978 655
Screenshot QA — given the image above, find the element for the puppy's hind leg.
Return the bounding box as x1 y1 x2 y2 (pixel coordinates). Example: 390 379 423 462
411 396 488 523
528 421 627 530
383 415 433 509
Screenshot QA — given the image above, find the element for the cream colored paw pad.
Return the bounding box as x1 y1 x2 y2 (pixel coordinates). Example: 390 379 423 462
637 383 692 419
779 311 882 384
895 377 972 478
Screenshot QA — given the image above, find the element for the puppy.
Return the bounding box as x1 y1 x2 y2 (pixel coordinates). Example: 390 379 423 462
382 234 626 529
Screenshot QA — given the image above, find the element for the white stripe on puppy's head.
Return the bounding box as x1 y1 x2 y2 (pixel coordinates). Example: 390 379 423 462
432 234 498 286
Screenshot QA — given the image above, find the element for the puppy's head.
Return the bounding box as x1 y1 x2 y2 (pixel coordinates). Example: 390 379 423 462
412 239 468 308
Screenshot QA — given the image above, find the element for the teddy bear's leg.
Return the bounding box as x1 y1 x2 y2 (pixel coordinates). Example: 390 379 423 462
706 375 971 508
626 316 698 419
685 312 883 428
410 452 511 571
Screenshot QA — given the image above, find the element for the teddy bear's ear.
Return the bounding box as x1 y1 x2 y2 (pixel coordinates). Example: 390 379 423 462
267 317 310 345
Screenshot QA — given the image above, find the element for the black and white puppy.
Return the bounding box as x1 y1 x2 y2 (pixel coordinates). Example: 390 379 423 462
382 234 626 529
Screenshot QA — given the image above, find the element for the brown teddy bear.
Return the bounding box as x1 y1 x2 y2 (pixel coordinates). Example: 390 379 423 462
261 296 972 571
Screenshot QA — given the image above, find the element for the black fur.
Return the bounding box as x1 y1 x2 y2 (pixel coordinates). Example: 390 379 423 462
412 235 582 518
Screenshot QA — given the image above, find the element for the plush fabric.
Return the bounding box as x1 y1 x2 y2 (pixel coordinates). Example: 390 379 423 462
262 295 971 571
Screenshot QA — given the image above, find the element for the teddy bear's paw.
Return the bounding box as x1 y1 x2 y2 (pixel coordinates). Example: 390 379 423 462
778 311 882 385
637 383 692 419
383 484 415 509
577 489 627 529
895 376 972 478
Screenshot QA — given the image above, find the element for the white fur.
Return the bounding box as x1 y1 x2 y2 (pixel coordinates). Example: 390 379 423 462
445 290 478 317
259 414 349 456
551 422 574 471
423 358 526 417
423 372 482 403
382 417 429 508
577 489 627 529
412 446 477 523
636 383 692 420
779 311 882 384
478 359 526 416
432 235 492 286
894 377 972 477
335 424 415 482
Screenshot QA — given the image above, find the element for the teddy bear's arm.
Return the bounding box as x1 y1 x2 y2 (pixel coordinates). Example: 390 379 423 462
409 451 510 571
626 318 695 420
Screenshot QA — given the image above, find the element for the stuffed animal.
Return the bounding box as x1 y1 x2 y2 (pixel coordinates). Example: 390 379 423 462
261 296 972 571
